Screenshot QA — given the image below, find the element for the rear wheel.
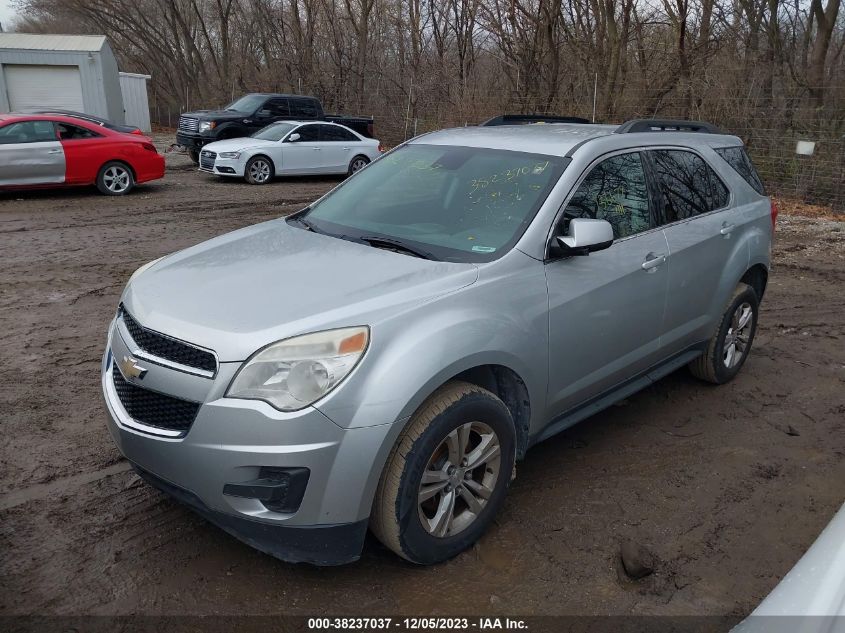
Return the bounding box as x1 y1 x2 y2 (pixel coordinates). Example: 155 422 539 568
348 155 369 176
245 156 274 185
689 283 759 384
370 381 515 565
96 161 135 196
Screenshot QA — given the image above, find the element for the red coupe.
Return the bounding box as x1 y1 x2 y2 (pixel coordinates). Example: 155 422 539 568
0 113 165 195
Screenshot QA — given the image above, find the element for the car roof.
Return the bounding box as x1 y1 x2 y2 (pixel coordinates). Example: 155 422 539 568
412 123 743 157
0 112 125 134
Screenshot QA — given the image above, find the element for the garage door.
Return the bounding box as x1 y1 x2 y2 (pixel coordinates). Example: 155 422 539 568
4 65 85 112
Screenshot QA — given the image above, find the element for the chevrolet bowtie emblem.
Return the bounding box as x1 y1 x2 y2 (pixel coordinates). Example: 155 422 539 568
120 355 148 380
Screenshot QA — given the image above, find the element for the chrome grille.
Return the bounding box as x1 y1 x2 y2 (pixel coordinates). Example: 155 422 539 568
112 363 199 435
200 150 216 171
120 306 217 375
178 116 199 133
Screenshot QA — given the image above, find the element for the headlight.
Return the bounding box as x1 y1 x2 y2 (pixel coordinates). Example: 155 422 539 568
219 151 241 159
128 256 164 284
227 326 369 411
199 121 216 133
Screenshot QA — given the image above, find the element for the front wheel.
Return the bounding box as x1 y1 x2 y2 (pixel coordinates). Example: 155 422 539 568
244 156 274 185
188 149 200 164
96 161 135 196
689 282 759 384
370 382 515 565
347 155 370 176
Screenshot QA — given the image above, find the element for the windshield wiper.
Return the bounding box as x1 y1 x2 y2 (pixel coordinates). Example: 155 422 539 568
359 236 436 260
288 214 319 233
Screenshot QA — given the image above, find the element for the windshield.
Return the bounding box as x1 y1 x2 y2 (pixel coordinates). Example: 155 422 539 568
299 144 568 263
225 95 266 113
252 122 297 141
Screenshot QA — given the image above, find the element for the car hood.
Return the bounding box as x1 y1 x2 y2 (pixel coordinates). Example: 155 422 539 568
183 109 247 122
122 219 479 361
203 138 275 154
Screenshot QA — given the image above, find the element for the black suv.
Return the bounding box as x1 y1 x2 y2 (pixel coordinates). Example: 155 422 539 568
176 93 375 163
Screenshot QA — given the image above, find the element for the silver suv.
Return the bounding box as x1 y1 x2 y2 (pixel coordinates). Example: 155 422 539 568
102 119 776 565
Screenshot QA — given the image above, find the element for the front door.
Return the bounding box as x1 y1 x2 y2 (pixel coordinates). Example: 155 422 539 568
280 124 322 174
545 151 670 417
0 120 65 186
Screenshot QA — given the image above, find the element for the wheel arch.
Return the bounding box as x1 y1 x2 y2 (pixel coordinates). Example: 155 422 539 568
98 158 136 180
247 153 276 176
740 263 769 301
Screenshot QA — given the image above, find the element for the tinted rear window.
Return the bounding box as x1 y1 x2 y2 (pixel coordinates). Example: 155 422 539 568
715 146 766 195
650 150 729 221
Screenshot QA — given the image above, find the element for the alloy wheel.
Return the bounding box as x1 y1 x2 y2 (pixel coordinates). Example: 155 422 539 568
417 421 501 538
351 158 368 173
249 159 271 183
723 301 753 368
104 166 131 193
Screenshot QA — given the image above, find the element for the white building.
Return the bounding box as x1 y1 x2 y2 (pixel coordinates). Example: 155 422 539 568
0 33 152 132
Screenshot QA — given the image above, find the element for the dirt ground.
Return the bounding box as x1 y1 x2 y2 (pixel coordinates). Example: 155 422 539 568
1 142 844 619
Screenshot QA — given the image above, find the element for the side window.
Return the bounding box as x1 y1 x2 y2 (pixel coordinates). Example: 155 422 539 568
293 125 319 142
0 120 57 144
651 150 729 221
57 122 102 140
562 152 653 239
289 98 320 118
320 125 357 142
266 98 290 117
715 146 766 195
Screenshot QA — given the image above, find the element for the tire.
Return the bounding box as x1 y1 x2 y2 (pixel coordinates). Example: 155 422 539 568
188 149 200 164
244 155 274 185
347 155 369 176
96 161 135 196
689 283 759 384
370 381 516 565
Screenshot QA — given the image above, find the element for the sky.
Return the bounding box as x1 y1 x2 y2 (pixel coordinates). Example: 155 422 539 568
0 0 18 30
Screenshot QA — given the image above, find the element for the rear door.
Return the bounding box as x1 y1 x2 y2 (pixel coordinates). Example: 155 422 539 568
278 124 321 174
0 120 65 186
545 150 670 416
316 124 357 173
57 121 111 185
646 148 736 352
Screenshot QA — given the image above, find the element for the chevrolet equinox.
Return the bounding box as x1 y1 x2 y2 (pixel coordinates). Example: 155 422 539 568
102 119 776 565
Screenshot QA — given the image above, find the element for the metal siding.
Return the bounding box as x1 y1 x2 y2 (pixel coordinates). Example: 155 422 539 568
0 47 122 122
100 42 125 123
119 73 152 133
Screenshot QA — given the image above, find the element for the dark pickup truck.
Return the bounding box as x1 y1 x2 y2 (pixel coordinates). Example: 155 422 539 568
176 93 375 163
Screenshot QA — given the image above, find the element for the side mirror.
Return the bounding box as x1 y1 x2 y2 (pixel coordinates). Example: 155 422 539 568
287 133 301 142
552 218 613 257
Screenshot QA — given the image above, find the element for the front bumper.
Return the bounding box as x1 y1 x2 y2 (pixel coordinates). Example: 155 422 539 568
101 317 395 564
176 132 213 151
132 461 368 565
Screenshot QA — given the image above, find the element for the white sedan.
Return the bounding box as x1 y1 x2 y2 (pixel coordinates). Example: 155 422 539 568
198 121 381 184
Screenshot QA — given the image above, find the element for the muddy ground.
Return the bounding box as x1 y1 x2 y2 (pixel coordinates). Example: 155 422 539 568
1 143 844 619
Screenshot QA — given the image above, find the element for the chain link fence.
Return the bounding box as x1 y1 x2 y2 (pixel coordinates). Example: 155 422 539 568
151 88 845 213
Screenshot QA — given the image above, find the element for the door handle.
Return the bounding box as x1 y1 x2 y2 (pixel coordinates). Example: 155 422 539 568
720 223 736 236
641 253 667 271
312 147 321 151
342 147 350 150
47 149 62 154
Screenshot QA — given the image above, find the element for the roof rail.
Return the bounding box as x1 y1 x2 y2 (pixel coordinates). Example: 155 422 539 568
480 114 591 127
615 119 722 134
